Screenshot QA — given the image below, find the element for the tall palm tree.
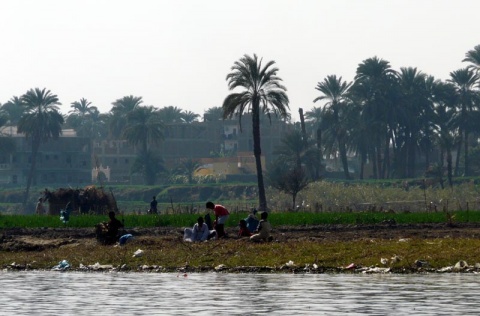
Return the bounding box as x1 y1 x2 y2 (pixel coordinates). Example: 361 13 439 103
17 88 64 209
448 68 480 176
431 80 457 187
314 75 353 179
463 45 480 74
122 106 164 184
396 67 431 178
223 54 289 211
352 57 398 179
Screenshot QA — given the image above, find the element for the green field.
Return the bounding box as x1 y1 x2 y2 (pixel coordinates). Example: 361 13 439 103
0 210 478 228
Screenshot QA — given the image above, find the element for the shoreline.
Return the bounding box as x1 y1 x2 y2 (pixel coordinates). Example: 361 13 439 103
2 223 480 273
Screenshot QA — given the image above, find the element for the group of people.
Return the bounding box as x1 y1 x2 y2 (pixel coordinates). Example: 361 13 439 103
183 201 272 242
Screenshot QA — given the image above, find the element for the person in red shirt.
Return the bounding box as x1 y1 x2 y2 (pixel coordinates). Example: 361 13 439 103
206 201 230 238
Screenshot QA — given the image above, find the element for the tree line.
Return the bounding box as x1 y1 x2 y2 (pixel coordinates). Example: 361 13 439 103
1 45 479 211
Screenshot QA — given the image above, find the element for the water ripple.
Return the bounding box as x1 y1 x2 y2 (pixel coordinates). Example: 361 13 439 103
0 272 479 315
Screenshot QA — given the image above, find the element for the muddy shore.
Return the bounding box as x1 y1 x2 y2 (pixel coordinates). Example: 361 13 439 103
2 222 480 273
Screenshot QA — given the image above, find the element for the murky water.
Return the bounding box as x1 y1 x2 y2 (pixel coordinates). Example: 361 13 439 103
0 271 479 315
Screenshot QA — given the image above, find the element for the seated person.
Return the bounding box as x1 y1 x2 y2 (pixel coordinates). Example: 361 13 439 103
245 208 259 233
238 219 252 237
96 211 124 245
184 216 216 242
250 211 272 242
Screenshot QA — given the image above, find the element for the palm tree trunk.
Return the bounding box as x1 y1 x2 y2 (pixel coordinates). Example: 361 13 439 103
252 107 267 211
447 148 453 188
464 131 469 177
454 130 463 176
338 139 350 180
316 128 322 180
359 154 365 180
23 138 40 212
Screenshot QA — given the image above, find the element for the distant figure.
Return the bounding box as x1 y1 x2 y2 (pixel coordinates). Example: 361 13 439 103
206 201 230 238
106 211 124 242
238 219 251 237
149 196 158 214
35 198 45 215
96 211 124 245
184 216 216 242
250 212 272 242
79 194 90 214
60 201 73 224
245 208 259 233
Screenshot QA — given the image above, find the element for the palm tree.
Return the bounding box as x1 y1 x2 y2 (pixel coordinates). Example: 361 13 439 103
304 107 322 143
181 110 200 123
1 96 25 126
352 57 398 179
431 80 457 187
176 158 202 184
463 45 480 74
158 106 184 123
69 98 97 116
314 75 353 179
223 54 289 211
17 88 64 209
67 98 103 141
203 106 224 121
130 150 164 185
396 67 431 178
448 68 480 176
122 106 164 184
109 95 143 138
274 129 321 180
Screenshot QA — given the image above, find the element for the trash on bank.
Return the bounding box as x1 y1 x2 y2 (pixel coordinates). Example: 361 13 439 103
215 264 227 271
345 263 356 270
454 260 468 271
119 234 134 246
133 249 144 257
414 260 429 267
88 262 114 270
52 260 70 271
285 260 295 267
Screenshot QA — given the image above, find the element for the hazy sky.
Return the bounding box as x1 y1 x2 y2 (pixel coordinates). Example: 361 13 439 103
1 0 478 121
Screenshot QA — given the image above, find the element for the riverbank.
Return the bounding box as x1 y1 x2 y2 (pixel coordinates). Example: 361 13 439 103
2 223 480 273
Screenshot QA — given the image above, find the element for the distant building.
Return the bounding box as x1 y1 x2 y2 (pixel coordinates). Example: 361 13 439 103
92 115 292 183
0 127 91 185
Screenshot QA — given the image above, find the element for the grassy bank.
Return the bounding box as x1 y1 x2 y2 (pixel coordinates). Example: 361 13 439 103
2 235 480 273
3 211 480 273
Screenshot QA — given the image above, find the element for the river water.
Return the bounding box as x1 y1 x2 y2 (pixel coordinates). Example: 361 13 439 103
0 271 479 315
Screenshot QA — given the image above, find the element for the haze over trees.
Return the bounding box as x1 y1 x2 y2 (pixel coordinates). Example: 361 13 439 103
0 45 480 210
